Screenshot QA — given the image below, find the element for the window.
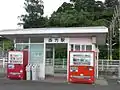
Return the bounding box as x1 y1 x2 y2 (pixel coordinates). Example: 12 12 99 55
31 37 44 43
70 44 74 51
86 45 92 50
81 45 85 51
16 44 29 51
75 45 80 51
16 38 29 43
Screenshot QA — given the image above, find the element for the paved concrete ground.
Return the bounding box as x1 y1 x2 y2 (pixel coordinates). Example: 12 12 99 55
95 79 108 85
0 73 109 85
0 78 120 90
0 73 120 90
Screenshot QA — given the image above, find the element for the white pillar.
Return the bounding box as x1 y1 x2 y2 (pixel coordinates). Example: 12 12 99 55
52 44 55 76
67 41 70 81
43 41 46 79
2 57 5 68
96 52 99 78
28 38 31 64
96 46 99 79
13 38 16 50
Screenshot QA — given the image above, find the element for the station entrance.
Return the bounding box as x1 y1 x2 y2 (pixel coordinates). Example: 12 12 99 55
45 43 67 78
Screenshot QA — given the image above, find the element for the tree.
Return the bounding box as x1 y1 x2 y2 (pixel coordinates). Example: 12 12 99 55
94 1 105 12
56 2 73 13
49 0 107 27
105 0 119 8
49 9 93 27
19 0 48 28
0 38 13 51
71 0 96 12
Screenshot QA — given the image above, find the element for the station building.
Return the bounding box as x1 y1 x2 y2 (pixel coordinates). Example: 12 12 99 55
0 26 108 81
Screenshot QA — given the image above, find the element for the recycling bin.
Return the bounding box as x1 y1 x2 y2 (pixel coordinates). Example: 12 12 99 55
26 64 32 80
31 64 37 80
36 64 40 80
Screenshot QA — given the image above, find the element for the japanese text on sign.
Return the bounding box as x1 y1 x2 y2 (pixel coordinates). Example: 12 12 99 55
44 38 69 43
48 38 65 42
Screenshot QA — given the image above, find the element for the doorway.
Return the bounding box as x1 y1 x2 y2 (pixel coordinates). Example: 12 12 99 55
45 43 67 78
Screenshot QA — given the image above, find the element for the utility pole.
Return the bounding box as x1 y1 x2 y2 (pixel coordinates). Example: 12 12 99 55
118 0 120 60
109 25 112 60
116 1 120 60
108 1 120 60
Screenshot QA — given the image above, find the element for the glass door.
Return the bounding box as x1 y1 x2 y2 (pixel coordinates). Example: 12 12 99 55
29 44 45 79
45 44 54 76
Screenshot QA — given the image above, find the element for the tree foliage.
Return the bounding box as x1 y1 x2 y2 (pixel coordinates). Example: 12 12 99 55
0 39 13 51
19 0 48 28
105 0 119 8
71 0 96 12
48 0 109 27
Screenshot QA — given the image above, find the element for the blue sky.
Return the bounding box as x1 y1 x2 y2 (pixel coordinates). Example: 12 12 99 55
0 0 105 30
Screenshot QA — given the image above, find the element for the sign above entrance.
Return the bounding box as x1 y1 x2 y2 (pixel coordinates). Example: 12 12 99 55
44 38 69 43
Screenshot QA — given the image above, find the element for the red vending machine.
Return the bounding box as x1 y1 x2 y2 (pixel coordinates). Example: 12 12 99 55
68 51 95 84
7 50 28 80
